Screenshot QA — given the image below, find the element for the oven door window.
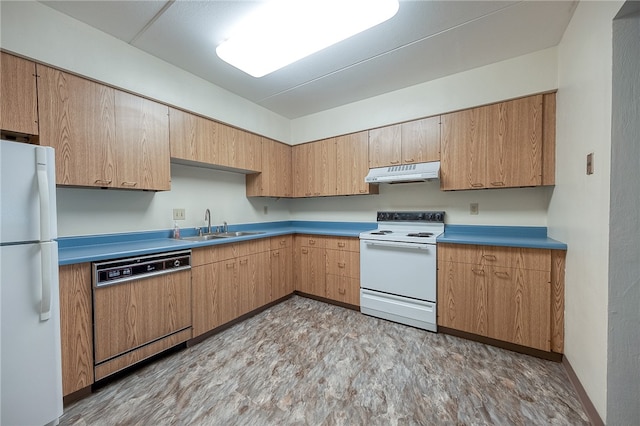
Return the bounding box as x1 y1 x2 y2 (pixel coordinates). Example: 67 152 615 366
359 239 436 301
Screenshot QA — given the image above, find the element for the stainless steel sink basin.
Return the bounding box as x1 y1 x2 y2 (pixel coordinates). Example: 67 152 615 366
181 231 265 241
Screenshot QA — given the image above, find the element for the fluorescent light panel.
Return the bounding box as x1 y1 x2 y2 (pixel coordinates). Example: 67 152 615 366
216 0 399 78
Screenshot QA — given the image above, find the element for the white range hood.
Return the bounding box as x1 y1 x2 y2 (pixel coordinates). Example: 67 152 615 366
364 161 440 184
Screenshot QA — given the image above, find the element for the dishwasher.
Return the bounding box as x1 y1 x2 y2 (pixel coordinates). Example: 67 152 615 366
92 250 192 381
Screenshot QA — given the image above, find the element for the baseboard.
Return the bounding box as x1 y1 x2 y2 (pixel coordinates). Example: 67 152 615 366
562 357 605 426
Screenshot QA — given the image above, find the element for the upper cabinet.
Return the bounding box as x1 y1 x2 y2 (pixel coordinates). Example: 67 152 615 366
37 65 170 190
293 137 337 197
440 94 553 191
336 131 378 196
246 137 292 198
1 52 39 136
368 116 440 168
169 108 261 173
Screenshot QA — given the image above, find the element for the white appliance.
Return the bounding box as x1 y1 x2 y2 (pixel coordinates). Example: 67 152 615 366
364 161 440 184
1 140 63 426
359 211 445 332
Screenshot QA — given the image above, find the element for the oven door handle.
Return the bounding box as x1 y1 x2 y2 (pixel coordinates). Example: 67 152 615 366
363 240 431 250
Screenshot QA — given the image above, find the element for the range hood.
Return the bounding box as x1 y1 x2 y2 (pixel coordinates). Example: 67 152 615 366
365 161 440 184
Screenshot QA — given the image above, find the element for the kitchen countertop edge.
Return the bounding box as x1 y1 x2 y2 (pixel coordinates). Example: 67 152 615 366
437 225 568 250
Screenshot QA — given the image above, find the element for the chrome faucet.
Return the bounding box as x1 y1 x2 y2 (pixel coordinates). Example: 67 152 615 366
204 209 211 234
223 221 228 233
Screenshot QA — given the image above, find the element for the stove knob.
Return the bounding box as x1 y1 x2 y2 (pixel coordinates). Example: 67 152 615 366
393 213 400 221
416 213 425 220
426 213 434 221
435 213 443 222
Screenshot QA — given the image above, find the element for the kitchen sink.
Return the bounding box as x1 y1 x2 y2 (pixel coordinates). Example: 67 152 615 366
181 231 265 241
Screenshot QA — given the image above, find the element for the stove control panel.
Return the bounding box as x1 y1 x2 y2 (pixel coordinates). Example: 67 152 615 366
376 211 445 223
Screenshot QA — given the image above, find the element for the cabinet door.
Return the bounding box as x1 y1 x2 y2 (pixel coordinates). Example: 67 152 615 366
487 266 551 351
312 138 337 196
246 138 292 197
59 264 94 396
192 264 218 337
115 91 170 190
294 246 325 296
270 247 293 300
169 108 220 165
326 275 359 306
219 124 261 171
486 95 543 188
401 116 440 164
1 53 39 135
368 124 401 168
292 143 313 197
336 131 377 195
37 65 117 187
237 252 270 314
440 107 487 190
437 261 488 335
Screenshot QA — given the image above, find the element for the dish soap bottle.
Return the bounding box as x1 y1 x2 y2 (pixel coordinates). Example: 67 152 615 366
173 221 181 239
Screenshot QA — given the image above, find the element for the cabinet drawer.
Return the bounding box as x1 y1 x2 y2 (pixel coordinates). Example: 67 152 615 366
326 237 359 251
326 249 359 278
438 243 550 271
270 235 292 250
296 235 328 248
236 238 270 257
326 275 359 306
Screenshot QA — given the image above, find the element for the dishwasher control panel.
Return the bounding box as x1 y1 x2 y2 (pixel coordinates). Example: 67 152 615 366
93 250 191 287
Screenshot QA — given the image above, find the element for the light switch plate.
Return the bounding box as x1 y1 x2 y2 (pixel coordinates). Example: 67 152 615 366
173 208 186 220
470 203 479 215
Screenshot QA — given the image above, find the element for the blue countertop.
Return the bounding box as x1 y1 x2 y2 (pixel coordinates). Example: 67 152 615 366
437 225 567 250
57 221 377 265
58 222 566 266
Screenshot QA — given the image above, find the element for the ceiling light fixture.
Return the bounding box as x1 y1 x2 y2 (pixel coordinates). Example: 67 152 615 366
216 0 400 78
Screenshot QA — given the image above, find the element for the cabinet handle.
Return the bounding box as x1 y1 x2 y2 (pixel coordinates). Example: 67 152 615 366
305 193 312 196
359 189 367 193
273 251 280 257
279 240 286 245
314 192 321 196
338 288 346 295
471 268 485 275
471 183 484 188
494 271 510 278
490 181 505 187
121 181 138 187
390 160 400 164
338 242 345 247
94 179 112 185
226 262 235 269
338 262 346 268
482 255 497 261
404 158 415 163
301 248 308 254
309 240 316 245
240 258 248 265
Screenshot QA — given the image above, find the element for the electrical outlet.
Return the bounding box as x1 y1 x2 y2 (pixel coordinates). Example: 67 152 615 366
470 203 479 215
173 208 186 220
263 205 268 215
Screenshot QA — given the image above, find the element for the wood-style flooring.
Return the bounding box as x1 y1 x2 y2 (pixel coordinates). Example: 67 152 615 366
60 296 588 425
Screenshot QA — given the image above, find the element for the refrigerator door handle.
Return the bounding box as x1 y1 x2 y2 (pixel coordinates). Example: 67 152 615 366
39 242 55 321
36 146 52 242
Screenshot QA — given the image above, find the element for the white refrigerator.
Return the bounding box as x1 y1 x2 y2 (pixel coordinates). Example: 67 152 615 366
1 140 63 425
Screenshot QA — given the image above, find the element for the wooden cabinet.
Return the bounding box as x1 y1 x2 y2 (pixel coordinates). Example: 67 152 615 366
293 138 337 197
294 235 360 306
59 264 94 397
219 124 261 171
336 131 378 196
246 138 292 197
0 52 39 136
325 238 360 306
368 116 440 168
37 65 170 190
437 243 565 353
169 107 221 165
191 239 274 338
270 236 293 300
441 94 546 190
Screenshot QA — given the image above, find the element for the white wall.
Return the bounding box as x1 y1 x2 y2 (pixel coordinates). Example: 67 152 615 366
290 48 558 144
548 0 623 421
0 1 290 143
56 164 291 237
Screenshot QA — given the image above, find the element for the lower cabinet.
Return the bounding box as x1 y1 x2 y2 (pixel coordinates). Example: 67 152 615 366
293 235 360 306
59 264 94 398
437 243 565 353
191 237 292 339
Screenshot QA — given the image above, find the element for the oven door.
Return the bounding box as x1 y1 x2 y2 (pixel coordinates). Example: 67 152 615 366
359 239 436 301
